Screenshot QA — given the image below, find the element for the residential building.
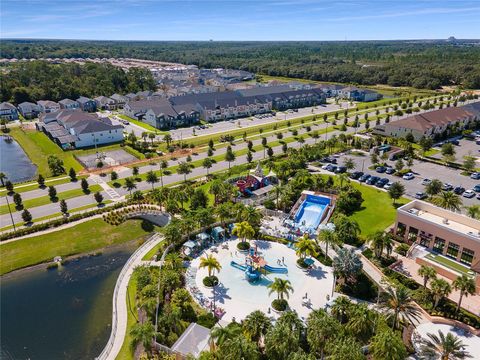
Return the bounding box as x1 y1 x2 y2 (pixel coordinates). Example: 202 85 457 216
59 98 79 110
373 102 480 141
76 96 97 112
394 200 480 293
37 100 60 113
0 102 19 121
125 99 199 129
17 102 41 119
94 96 116 110
110 94 127 109
37 109 123 149
125 93 137 102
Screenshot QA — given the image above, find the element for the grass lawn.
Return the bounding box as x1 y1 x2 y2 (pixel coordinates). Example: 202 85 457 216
117 114 168 135
116 276 138 360
141 241 165 261
425 253 473 276
0 218 154 275
0 175 88 196
0 184 102 215
349 182 409 237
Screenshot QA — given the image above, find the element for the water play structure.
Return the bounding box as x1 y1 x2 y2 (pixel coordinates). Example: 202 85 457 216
230 247 287 282
232 162 278 197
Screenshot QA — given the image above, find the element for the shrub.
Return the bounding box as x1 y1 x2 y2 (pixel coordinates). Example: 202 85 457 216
272 299 288 311
337 272 378 301
237 242 250 251
203 275 219 287
382 268 420 290
395 243 410 256
46 262 59 270
197 313 217 329
296 258 309 268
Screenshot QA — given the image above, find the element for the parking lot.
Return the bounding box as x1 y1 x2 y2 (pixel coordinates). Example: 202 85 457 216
431 137 480 163
321 152 480 209
168 100 348 141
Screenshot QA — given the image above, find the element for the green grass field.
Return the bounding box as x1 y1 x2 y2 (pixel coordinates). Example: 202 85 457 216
0 184 102 215
425 253 473 276
0 218 154 275
117 114 169 135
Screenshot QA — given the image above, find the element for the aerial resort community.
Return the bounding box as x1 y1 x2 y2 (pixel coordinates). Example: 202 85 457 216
2 10 480 359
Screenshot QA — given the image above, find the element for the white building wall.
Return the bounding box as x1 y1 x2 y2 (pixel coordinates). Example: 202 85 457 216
74 129 124 148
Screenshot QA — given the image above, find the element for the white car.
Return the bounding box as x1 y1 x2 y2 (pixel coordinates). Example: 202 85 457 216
321 164 330 170
403 172 415 180
463 190 476 198
471 172 480 180
421 178 431 185
383 182 394 190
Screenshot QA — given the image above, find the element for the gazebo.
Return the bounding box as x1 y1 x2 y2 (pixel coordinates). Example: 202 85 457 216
196 232 210 244
182 240 198 256
211 226 225 242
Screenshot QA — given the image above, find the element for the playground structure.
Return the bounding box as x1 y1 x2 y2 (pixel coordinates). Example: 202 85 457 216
232 162 278 198
230 246 287 282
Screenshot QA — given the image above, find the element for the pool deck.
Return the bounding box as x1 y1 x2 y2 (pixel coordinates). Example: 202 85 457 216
189 239 335 322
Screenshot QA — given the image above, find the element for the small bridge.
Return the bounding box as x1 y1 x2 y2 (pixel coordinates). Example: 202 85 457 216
125 209 170 227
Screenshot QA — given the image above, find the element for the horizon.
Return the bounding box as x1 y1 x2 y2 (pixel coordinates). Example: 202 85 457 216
1 0 480 41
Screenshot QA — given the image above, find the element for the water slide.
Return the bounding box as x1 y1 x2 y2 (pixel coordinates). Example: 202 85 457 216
263 264 288 274
230 261 248 271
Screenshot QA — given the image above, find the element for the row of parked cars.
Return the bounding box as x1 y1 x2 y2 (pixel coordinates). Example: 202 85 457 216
421 178 480 199
349 171 394 189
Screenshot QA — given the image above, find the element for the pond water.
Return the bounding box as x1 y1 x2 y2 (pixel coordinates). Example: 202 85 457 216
0 136 37 183
0 242 136 360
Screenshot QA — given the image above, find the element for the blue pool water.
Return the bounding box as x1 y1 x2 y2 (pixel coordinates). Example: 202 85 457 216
294 194 330 230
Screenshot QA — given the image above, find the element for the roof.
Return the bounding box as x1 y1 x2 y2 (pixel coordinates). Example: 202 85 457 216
0 102 16 110
77 96 94 104
39 109 123 134
110 93 127 102
37 100 59 108
385 103 480 132
94 96 114 104
59 98 78 106
171 323 211 358
18 102 39 111
237 85 292 97
252 184 275 196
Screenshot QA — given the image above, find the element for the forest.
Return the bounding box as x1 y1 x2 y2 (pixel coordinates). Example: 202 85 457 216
0 60 156 104
1 39 480 90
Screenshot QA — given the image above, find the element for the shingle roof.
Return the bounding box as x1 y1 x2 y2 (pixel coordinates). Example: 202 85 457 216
77 96 94 104
37 100 59 108
111 94 127 102
0 102 16 111
59 98 78 106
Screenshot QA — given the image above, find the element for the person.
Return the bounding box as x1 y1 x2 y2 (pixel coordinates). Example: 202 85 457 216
282 256 285 264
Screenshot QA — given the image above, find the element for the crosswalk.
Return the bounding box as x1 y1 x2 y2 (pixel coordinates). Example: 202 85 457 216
89 175 122 201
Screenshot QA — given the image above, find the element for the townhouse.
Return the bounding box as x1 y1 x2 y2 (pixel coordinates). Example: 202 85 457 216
94 96 116 110
37 109 123 149
110 94 127 109
17 102 41 119
59 98 80 110
0 102 19 121
76 96 97 112
373 102 480 141
37 100 61 113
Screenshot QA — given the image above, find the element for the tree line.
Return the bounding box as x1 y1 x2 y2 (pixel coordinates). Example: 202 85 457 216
0 60 157 104
1 39 480 89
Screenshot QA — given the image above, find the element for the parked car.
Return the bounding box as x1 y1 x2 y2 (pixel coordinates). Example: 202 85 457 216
402 172 415 180
477 193 480 200
442 183 454 191
335 166 347 174
383 181 394 190
321 157 337 164
349 171 364 179
326 164 337 172
321 164 330 170
463 190 476 198
415 192 427 199
421 178 432 186
376 178 389 188
376 166 386 173
366 176 380 185
385 167 395 174
454 186 465 195
473 184 480 192
471 172 480 180
359 174 371 183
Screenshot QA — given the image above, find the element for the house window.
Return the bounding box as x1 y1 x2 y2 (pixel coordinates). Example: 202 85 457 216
407 227 418 242
446 242 459 259
460 248 474 266
433 237 445 253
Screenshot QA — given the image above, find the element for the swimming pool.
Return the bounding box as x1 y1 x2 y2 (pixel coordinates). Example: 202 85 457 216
294 194 330 230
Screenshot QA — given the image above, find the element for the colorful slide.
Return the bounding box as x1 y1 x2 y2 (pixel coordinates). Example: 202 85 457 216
230 261 248 271
264 264 288 274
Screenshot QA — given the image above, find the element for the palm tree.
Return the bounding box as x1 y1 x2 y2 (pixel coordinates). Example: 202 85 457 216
331 296 352 323
130 322 155 354
211 324 241 348
145 170 158 190
317 228 337 258
465 204 480 219
295 236 317 261
242 310 271 348
199 254 222 278
0 172 6 187
332 248 363 285
241 205 262 226
337 172 350 189
381 285 421 329
202 157 214 176
432 191 462 212
431 278 452 309
268 278 293 300
163 134 173 147
232 221 255 244
123 177 137 196
346 303 377 342
369 231 387 258
158 159 168 187
161 220 181 245
418 265 437 288
452 275 476 313
419 330 472 360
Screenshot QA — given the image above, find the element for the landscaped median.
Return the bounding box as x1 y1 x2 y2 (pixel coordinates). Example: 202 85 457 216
0 218 157 275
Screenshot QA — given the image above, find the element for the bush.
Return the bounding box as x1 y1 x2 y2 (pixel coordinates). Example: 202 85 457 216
197 313 218 328
263 199 275 210
296 258 309 268
382 268 420 290
237 242 250 251
203 275 219 287
272 299 288 311
338 272 378 301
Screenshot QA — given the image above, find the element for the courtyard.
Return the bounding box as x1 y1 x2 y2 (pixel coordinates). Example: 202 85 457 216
187 238 334 322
